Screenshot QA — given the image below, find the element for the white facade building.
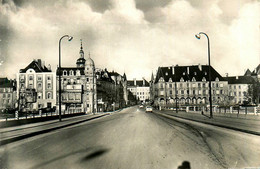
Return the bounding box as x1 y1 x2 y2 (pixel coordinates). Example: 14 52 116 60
17 59 56 111
127 78 150 102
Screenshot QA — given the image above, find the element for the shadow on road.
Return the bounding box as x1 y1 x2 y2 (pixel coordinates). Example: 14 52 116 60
80 148 110 161
27 147 109 169
177 161 191 169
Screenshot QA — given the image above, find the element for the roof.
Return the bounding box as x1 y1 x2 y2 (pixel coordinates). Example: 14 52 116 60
110 71 120 77
244 69 252 76
20 59 51 73
0 78 15 89
154 65 225 83
96 69 114 83
224 76 255 84
252 64 260 75
56 67 85 76
127 79 149 87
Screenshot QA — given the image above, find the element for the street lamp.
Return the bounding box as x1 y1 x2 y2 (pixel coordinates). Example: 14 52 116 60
59 35 73 122
195 32 213 118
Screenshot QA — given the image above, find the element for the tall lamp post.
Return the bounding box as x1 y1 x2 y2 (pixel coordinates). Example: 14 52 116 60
195 32 213 118
59 35 73 122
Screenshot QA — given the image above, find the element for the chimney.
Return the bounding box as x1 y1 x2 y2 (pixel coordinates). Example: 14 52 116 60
198 64 202 71
172 66 175 74
142 77 145 86
187 66 189 74
134 78 136 86
42 61 45 68
236 76 239 80
225 73 228 77
48 64 51 71
37 59 42 67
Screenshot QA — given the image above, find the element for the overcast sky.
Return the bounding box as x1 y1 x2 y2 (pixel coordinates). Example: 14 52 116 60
0 0 259 80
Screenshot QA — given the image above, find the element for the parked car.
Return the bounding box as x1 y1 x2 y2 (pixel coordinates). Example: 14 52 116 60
139 105 144 109
145 106 153 113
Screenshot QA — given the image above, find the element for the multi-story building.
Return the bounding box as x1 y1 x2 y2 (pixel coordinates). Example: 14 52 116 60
57 41 97 113
0 78 16 110
110 71 128 108
17 59 56 111
96 69 128 111
224 76 255 104
151 65 228 107
96 68 115 112
127 78 150 103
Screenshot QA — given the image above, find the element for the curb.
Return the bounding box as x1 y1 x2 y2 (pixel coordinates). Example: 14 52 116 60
153 111 260 136
0 114 109 146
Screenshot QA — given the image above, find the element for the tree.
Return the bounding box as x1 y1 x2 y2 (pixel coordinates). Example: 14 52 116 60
248 80 260 105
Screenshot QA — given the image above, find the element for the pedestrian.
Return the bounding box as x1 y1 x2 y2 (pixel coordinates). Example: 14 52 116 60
201 110 204 115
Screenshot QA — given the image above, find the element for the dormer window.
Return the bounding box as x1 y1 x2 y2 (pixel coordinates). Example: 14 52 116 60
202 77 206 82
166 72 168 76
183 72 185 75
69 70 74 76
205 72 207 75
76 70 81 76
63 70 67 76
192 77 196 82
194 72 197 75
180 77 184 82
215 77 219 81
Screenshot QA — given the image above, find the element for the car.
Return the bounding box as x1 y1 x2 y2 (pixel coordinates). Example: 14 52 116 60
145 106 153 113
139 105 144 108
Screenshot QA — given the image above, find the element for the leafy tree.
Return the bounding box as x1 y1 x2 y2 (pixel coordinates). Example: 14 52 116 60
248 80 260 104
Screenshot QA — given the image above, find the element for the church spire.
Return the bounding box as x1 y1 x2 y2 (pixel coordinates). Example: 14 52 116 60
79 39 84 58
76 39 86 68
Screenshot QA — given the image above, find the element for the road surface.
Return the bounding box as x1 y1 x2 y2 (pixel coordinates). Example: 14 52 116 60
1 107 259 169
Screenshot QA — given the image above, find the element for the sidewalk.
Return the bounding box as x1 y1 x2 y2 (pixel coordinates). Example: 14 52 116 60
0 113 109 146
154 109 260 135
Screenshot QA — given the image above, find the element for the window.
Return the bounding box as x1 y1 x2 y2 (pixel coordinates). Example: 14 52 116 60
239 85 241 89
216 83 219 88
47 92 52 99
3 94 6 98
198 83 201 88
38 93 42 99
202 83 206 88
47 83 51 89
234 86 236 89
160 84 163 88
181 90 184 94
63 71 67 76
169 90 172 95
203 90 206 95
37 76 42 81
38 83 42 89
47 76 51 81
7 94 10 98
234 92 237 96
169 84 172 88
29 75 33 80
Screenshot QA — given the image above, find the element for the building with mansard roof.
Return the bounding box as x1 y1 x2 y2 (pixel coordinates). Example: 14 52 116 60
127 78 150 103
151 64 229 108
56 40 97 113
17 59 56 112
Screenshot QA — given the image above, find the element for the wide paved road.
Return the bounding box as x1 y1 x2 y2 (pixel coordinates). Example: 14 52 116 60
1 107 259 169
